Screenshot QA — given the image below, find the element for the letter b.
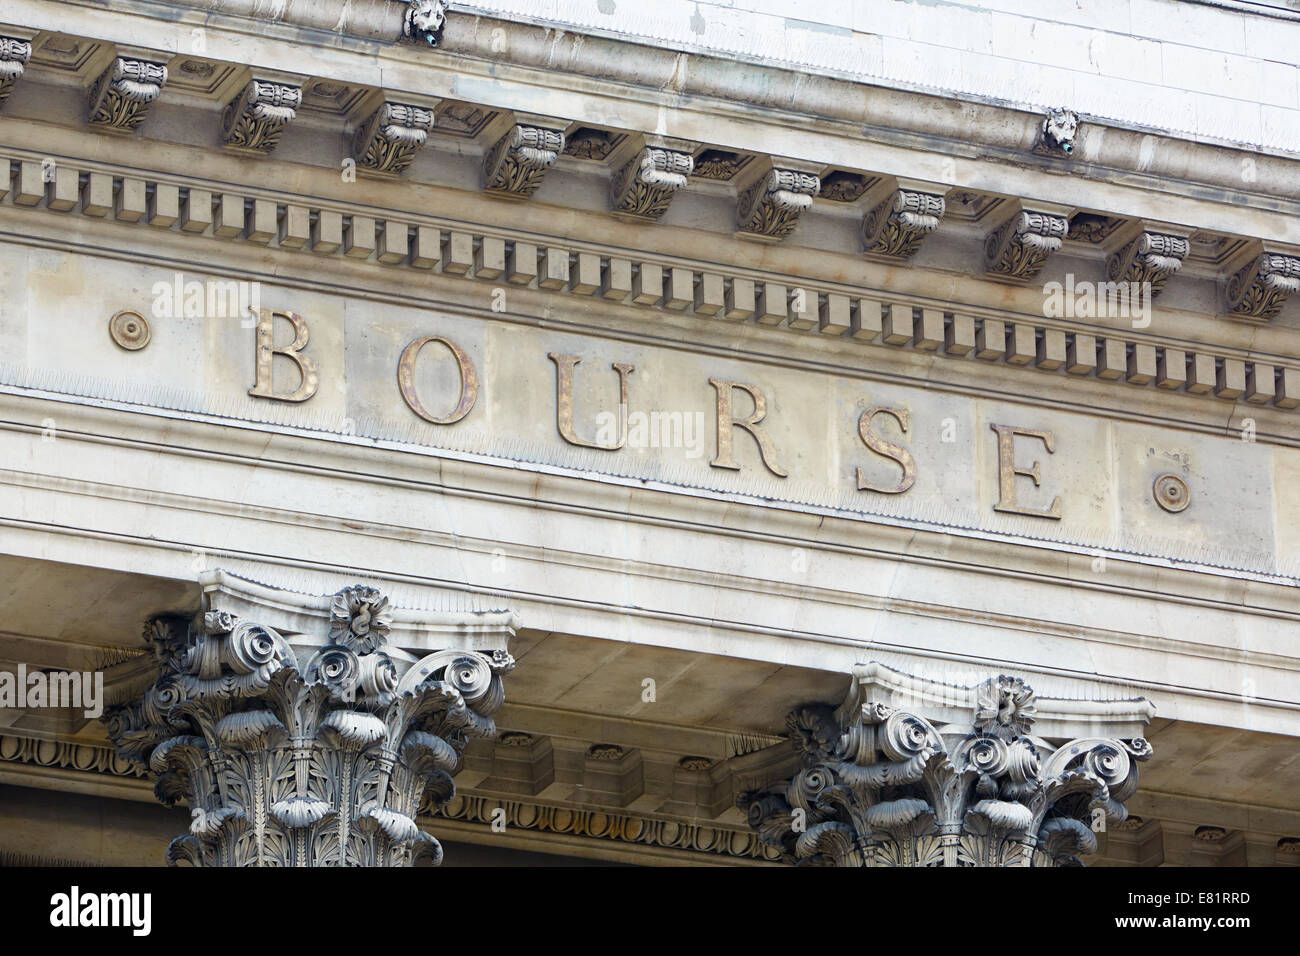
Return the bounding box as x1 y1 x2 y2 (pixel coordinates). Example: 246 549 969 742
247 308 319 403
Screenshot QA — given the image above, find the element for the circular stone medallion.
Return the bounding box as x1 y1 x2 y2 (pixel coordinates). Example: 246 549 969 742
1153 473 1190 513
108 310 151 351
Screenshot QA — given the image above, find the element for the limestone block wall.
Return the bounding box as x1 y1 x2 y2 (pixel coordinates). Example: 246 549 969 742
461 0 1300 153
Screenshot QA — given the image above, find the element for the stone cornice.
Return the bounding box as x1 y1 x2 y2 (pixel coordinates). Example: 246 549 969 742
410 16 1300 181
29 0 1298 168
0 145 1296 426
3 2 1300 221
0 7 1297 343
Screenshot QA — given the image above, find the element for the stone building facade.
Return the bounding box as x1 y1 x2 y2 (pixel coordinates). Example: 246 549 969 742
0 0 1297 866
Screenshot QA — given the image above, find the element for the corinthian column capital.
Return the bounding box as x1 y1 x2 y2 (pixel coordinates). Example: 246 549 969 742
740 662 1153 867
102 572 517 867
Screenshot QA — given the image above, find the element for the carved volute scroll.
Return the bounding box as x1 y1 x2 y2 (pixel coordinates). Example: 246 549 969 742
353 102 435 174
985 209 1069 280
483 123 567 198
87 56 168 132
740 666 1152 867
610 146 694 220
103 583 515 867
1107 230 1189 298
221 79 302 154
736 167 821 240
0 36 32 106
862 188 946 260
1227 252 1300 321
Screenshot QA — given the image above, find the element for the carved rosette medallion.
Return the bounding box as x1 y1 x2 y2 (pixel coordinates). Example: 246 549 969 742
740 673 1151 867
103 585 514 867
1067 213 1121 244
108 309 151 351
862 188 946 260
0 36 33 106
737 168 821 240
984 210 1069 280
353 102 434 174
610 147 694 220
221 79 302 154
1107 231 1189 297
1226 253 1300 321
87 56 168 132
401 0 449 47
692 149 750 181
564 127 621 161
483 123 566 199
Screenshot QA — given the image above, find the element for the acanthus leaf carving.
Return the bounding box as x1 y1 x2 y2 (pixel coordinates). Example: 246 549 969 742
737 167 820 241
740 670 1151 867
862 188 946 260
221 79 302 154
985 209 1069 280
88 56 168 132
1227 252 1300 321
610 146 693 221
483 123 566 199
353 102 434 174
102 584 514 867
0 36 33 107
1107 230 1189 297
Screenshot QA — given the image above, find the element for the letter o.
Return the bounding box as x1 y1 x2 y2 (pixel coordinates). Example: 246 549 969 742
397 335 478 425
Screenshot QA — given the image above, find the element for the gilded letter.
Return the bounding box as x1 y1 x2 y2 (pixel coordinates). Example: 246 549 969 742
709 378 788 477
856 406 916 494
548 352 633 450
990 423 1062 519
247 307 318 403
398 335 478 424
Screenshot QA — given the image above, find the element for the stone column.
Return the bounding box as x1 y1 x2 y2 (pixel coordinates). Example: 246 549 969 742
102 573 516 866
740 663 1152 867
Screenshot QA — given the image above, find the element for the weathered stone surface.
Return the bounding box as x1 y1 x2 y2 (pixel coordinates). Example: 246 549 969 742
741 664 1152 867
102 578 515 866
483 123 566 198
610 146 693 220
221 79 301 154
87 57 168 132
1227 253 1300 321
353 102 434 174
